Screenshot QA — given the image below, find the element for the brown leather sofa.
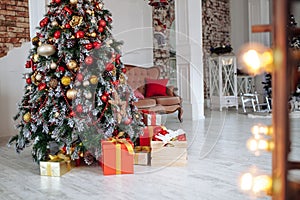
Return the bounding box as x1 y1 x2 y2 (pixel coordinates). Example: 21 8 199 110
125 64 183 122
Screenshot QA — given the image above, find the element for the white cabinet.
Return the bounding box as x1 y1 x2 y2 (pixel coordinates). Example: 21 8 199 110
209 55 238 111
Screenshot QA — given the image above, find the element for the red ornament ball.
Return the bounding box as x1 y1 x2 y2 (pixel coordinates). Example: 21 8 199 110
99 19 106 27
100 94 108 102
32 65 37 71
69 111 76 117
76 73 84 82
76 104 83 113
39 18 49 27
26 78 31 84
38 83 46 91
65 23 71 29
75 30 85 39
54 0 61 4
85 43 93 50
107 17 113 23
121 68 127 73
98 26 104 33
112 80 119 86
58 66 65 72
93 41 101 49
84 56 94 65
63 6 72 14
54 30 61 39
105 63 114 71
25 60 33 68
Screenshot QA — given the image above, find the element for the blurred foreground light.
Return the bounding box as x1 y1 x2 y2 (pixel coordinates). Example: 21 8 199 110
240 173 272 196
238 43 273 75
251 124 273 137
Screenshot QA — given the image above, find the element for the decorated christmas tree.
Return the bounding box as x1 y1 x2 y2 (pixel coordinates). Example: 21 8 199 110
9 0 144 164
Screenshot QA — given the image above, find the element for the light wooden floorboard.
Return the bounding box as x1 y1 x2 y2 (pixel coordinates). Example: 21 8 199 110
0 110 299 200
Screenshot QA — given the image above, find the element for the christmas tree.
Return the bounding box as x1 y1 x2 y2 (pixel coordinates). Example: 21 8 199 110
9 0 144 164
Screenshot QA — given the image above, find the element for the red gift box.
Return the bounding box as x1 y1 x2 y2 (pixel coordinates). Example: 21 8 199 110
142 110 166 125
101 139 134 175
140 126 165 146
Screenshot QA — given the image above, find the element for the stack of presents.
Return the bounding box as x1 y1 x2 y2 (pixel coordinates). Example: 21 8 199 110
40 111 187 176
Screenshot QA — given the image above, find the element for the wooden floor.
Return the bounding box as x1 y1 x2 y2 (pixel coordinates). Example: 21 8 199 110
0 110 299 200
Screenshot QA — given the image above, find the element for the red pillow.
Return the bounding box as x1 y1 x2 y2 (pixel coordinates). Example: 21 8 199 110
134 90 145 99
145 78 168 97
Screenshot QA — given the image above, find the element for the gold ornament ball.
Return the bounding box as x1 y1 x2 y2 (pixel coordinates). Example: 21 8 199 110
49 79 58 88
66 89 77 100
35 73 42 81
37 44 56 57
61 76 71 86
70 0 78 4
89 75 98 85
51 21 58 26
84 91 92 99
54 112 60 118
67 60 77 70
83 80 90 87
23 112 31 123
33 54 39 62
32 36 39 46
90 32 96 37
50 62 57 70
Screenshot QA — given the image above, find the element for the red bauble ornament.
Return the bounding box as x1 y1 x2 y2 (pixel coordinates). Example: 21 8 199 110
38 83 46 91
69 111 76 117
54 0 61 3
58 66 65 72
26 78 31 84
75 31 85 39
54 30 61 39
76 73 84 82
124 118 132 125
98 26 104 33
121 68 127 73
65 23 71 29
93 41 101 49
100 95 108 102
25 60 33 68
76 104 83 113
103 91 110 97
32 65 37 71
115 54 121 64
63 6 72 14
84 56 93 65
99 19 106 27
107 17 113 23
39 18 49 27
112 80 119 86
85 43 93 50
105 63 114 71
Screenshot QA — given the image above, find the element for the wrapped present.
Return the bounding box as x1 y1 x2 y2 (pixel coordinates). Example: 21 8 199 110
151 129 187 167
101 138 134 175
40 154 72 177
140 126 165 146
134 146 151 166
142 111 166 125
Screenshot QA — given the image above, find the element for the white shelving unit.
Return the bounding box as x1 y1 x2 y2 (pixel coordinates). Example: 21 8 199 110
209 55 238 111
237 75 255 95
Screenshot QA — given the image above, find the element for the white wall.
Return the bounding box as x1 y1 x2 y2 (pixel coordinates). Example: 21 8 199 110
0 43 31 137
105 0 153 67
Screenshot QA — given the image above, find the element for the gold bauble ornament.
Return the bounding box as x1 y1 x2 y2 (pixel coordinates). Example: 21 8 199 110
70 0 78 4
84 91 92 99
35 73 42 81
50 62 57 70
66 89 77 100
32 36 39 46
33 54 39 62
61 76 71 86
23 112 31 123
89 75 98 85
37 44 56 56
83 80 90 87
119 75 126 84
67 60 77 70
54 112 60 118
70 16 83 27
49 79 58 89
51 20 58 26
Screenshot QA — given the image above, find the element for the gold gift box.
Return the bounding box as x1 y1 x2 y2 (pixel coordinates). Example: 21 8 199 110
40 160 72 177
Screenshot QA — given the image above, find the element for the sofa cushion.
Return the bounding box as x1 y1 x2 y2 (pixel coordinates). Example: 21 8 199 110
145 78 168 97
155 96 181 106
134 90 144 99
133 98 156 109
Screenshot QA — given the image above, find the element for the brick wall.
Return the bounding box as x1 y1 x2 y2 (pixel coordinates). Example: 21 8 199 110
202 0 231 98
0 0 30 58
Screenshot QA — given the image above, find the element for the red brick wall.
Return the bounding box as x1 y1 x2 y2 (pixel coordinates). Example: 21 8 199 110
202 0 231 99
0 0 30 58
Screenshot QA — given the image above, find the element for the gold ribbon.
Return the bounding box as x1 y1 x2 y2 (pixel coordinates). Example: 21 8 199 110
49 152 71 162
134 146 151 153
